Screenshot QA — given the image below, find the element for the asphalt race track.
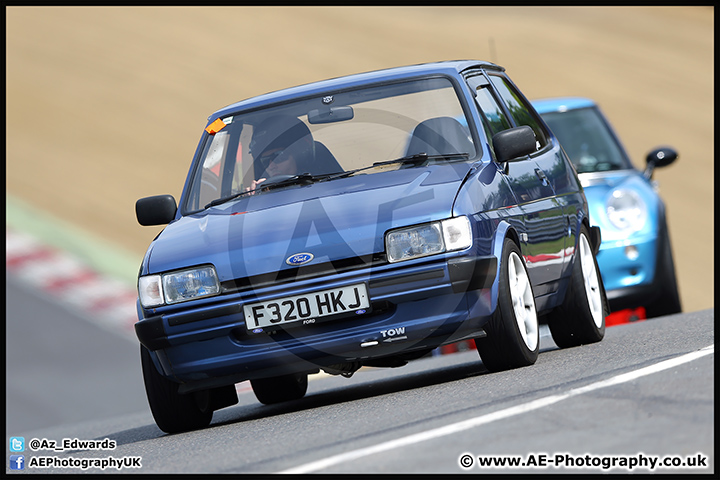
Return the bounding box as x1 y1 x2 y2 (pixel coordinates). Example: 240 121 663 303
5 273 714 473
5 276 147 436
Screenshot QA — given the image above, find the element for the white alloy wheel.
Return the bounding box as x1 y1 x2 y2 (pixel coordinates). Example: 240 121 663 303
579 233 603 328
545 224 606 349
507 251 538 351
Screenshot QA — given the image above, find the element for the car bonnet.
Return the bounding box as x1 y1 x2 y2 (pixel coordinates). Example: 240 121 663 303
144 164 468 280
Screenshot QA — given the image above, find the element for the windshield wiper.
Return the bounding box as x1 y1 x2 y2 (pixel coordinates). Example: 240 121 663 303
204 153 469 209
205 191 249 209
324 152 470 182
373 152 469 167
259 172 323 190
204 173 327 209
373 152 432 167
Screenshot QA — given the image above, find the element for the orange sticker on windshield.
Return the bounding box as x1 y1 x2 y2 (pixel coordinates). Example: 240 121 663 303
205 118 227 135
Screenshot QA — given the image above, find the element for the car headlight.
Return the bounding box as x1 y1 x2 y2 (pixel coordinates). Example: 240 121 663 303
386 216 472 263
606 189 647 232
138 275 163 308
138 265 220 308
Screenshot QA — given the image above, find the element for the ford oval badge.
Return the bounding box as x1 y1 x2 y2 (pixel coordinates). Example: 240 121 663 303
286 252 314 266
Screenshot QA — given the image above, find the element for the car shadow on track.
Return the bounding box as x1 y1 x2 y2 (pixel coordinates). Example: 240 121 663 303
102 341 560 445
221 358 490 424
101 356 491 445
209 330 559 432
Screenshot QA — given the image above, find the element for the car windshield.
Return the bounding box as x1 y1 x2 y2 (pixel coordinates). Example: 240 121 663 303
184 77 476 212
540 107 632 174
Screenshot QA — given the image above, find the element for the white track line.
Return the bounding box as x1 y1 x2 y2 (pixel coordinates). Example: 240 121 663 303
280 344 714 474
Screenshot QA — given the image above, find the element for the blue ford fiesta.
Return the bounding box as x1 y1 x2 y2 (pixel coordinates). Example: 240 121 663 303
532 97 681 321
135 61 608 433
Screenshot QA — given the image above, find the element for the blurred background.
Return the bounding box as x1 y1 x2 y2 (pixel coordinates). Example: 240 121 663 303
6 6 713 313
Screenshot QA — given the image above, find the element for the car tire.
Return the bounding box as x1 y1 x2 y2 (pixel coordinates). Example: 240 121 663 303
251 372 309 405
547 225 606 348
141 346 213 433
476 238 539 372
644 226 682 318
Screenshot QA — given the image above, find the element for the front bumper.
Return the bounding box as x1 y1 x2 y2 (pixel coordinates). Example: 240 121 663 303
136 253 496 391
596 235 658 311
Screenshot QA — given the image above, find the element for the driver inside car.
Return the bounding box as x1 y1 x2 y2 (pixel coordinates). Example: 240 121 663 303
246 115 314 192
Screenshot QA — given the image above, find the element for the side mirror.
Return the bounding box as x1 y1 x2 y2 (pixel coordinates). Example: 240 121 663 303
492 126 537 163
644 146 678 179
136 195 177 226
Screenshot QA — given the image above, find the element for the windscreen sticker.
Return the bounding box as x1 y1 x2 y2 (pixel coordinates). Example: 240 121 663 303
205 118 227 135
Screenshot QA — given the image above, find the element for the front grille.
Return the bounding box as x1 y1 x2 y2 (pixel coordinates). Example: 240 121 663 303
220 253 387 294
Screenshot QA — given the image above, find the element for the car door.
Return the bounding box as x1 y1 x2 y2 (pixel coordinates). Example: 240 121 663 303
469 73 569 300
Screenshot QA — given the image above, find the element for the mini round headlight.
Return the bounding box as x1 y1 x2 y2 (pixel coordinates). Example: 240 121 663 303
606 189 647 232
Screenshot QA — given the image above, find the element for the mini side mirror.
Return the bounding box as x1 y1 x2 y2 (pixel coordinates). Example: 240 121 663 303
136 195 177 226
644 146 678 179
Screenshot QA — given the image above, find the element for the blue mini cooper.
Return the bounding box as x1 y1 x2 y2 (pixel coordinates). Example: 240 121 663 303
532 97 681 321
135 61 607 433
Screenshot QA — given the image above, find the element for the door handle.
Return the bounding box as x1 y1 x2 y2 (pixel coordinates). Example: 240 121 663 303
535 168 549 186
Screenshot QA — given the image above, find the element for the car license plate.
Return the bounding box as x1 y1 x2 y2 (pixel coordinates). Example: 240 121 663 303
244 283 370 330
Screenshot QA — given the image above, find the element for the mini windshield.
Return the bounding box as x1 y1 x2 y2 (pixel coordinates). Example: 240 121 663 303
184 77 476 212
540 107 632 174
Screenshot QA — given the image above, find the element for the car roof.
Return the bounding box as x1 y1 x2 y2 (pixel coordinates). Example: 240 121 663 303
531 96 597 114
209 60 503 120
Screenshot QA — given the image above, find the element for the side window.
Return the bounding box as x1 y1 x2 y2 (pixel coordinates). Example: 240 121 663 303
185 120 245 212
475 87 511 137
466 74 512 158
488 75 549 150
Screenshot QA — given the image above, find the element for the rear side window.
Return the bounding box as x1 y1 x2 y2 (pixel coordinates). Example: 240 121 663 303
489 75 549 150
